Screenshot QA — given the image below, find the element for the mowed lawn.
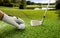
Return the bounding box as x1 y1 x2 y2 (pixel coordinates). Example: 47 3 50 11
0 6 60 38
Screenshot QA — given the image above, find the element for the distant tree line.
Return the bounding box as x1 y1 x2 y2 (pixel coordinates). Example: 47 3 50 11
0 0 59 9
26 1 35 5
0 0 26 9
26 1 41 5
26 0 60 9
0 0 16 7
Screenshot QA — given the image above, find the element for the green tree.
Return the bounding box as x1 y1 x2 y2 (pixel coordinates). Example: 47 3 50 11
0 0 3 6
56 0 60 19
3 0 12 3
26 1 31 5
56 0 60 9
3 0 9 3
19 0 26 9
11 0 16 3
0 0 3 2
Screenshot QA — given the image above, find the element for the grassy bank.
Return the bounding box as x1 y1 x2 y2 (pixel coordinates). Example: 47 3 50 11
0 6 60 38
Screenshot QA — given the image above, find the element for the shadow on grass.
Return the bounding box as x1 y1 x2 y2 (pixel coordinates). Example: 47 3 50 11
0 28 25 38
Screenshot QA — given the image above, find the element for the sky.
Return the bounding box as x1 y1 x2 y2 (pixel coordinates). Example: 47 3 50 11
26 0 56 3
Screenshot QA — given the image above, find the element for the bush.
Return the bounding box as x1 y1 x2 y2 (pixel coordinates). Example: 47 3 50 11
13 4 19 7
19 4 24 9
26 7 35 9
26 6 41 9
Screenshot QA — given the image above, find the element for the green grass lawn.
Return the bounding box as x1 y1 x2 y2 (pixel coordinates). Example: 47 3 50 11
0 6 60 38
